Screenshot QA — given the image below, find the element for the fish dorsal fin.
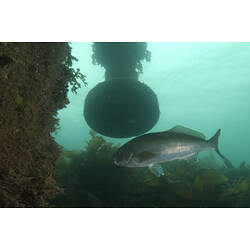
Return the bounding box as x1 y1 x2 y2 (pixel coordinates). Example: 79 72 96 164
134 151 157 163
169 125 206 139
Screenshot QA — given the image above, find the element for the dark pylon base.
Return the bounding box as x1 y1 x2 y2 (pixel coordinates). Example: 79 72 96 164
84 79 160 138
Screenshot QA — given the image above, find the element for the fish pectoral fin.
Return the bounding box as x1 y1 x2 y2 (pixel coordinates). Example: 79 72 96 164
149 165 165 177
134 151 158 163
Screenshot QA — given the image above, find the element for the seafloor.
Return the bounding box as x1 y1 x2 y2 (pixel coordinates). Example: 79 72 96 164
52 130 250 208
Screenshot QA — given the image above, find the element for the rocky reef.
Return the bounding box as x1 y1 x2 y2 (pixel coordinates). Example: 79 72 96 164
0 42 86 207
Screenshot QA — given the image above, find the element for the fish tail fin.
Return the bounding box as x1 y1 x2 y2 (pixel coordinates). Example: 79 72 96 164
207 129 225 159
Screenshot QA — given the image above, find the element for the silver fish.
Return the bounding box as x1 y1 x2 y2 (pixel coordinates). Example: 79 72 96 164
113 125 225 177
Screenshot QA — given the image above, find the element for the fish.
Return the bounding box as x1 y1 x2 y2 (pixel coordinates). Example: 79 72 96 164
113 125 225 177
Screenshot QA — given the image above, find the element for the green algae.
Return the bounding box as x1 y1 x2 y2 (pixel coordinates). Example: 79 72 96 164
52 130 250 208
0 42 86 207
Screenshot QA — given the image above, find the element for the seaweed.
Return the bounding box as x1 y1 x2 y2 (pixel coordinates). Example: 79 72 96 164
52 131 250 208
91 42 151 74
0 42 86 207
91 42 151 81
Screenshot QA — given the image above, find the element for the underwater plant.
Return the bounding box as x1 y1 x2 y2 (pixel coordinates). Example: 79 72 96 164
52 131 250 208
91 42 151 75
0 42 86 207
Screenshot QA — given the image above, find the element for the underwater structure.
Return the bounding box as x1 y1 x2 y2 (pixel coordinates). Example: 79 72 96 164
84 42 160 138
0 42 86 207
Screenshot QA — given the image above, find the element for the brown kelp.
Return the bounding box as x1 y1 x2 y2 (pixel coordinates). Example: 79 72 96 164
52 130 250 208
0 42 86 207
